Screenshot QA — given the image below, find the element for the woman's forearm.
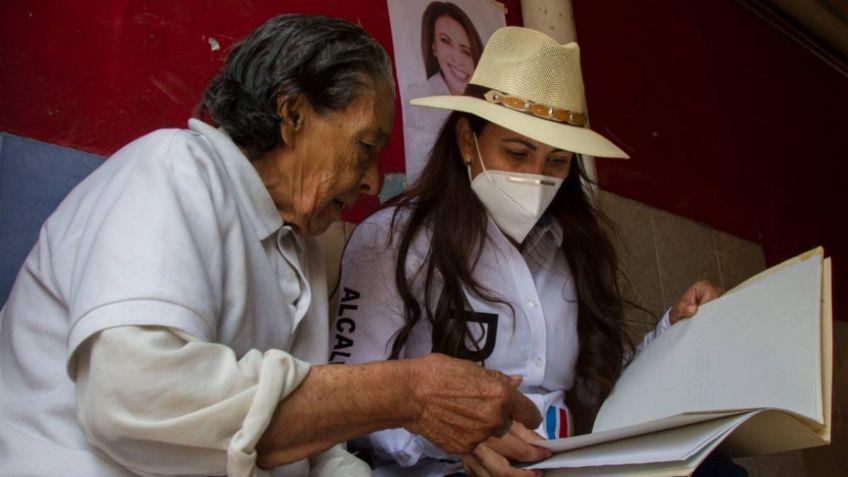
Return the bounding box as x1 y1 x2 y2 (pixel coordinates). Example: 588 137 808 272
256 359 414 467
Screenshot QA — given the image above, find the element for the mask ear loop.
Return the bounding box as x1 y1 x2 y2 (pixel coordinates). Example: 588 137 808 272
471 133 494 183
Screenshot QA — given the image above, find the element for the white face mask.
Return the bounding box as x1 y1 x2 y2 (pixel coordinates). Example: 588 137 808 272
468 134 564 243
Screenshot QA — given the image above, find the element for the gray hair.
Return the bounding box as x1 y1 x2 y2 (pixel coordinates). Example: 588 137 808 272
199 14 394 154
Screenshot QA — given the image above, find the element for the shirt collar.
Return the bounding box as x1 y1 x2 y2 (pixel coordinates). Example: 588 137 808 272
485 213 564 256
523 214 564 251
278 223 305 255
188 119 283 241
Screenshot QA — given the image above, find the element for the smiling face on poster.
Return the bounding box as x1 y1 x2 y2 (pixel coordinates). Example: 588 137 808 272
431 16 474 94
425 6 481 95
387 0 506 188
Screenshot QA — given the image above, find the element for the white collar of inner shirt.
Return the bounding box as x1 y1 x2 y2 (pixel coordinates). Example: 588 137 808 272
523 214 564 252
278 223 305 257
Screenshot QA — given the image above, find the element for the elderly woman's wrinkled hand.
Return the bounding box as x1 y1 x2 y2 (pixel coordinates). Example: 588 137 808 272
460 421 550 477
669 280 722 324
403 354 542 455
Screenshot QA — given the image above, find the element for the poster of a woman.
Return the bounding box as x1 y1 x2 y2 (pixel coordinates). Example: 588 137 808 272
418 2 484 96
388 0 505 185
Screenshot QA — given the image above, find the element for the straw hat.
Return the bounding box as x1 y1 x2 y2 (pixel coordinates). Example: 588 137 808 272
411 26 629 159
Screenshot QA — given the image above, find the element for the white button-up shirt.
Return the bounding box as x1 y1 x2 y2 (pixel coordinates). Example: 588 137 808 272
0 119 366 477
332 207 669 474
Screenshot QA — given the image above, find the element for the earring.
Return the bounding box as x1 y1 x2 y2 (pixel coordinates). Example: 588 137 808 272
463 154 472 165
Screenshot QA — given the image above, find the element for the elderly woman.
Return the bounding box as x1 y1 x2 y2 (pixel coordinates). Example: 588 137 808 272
0 15 540 477
333 27 737 477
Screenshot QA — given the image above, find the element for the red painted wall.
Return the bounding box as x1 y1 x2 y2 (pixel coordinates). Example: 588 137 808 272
572 0 846 320
0 0 522 222
1 1 843 319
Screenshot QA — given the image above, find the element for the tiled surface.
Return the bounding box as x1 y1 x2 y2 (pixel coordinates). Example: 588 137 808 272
598 191 665 324
598 190 763 321
650 206 723 308
714 229 767 291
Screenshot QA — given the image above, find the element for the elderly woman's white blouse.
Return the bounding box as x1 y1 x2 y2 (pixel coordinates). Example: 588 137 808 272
331 207 670 474
0 119 367 477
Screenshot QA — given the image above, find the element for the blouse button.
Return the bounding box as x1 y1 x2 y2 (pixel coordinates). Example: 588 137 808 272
528 301 539 308
534 356 544 367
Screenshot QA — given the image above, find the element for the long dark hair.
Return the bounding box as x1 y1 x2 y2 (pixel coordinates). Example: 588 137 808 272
385 111 631 402
421 2 484 79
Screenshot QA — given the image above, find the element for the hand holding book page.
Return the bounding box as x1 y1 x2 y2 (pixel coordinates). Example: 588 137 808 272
528 248 833 477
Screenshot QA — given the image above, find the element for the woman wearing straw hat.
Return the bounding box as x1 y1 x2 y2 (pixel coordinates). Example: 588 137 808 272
331 27 734 476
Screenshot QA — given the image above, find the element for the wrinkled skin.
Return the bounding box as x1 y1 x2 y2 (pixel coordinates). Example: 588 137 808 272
251 78 393 235
256 354 542 467
404 354 543 455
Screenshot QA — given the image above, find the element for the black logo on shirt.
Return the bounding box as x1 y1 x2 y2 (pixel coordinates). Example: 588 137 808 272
452 311 498 362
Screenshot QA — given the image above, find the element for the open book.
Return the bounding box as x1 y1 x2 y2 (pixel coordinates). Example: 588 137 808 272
527 248 833 477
